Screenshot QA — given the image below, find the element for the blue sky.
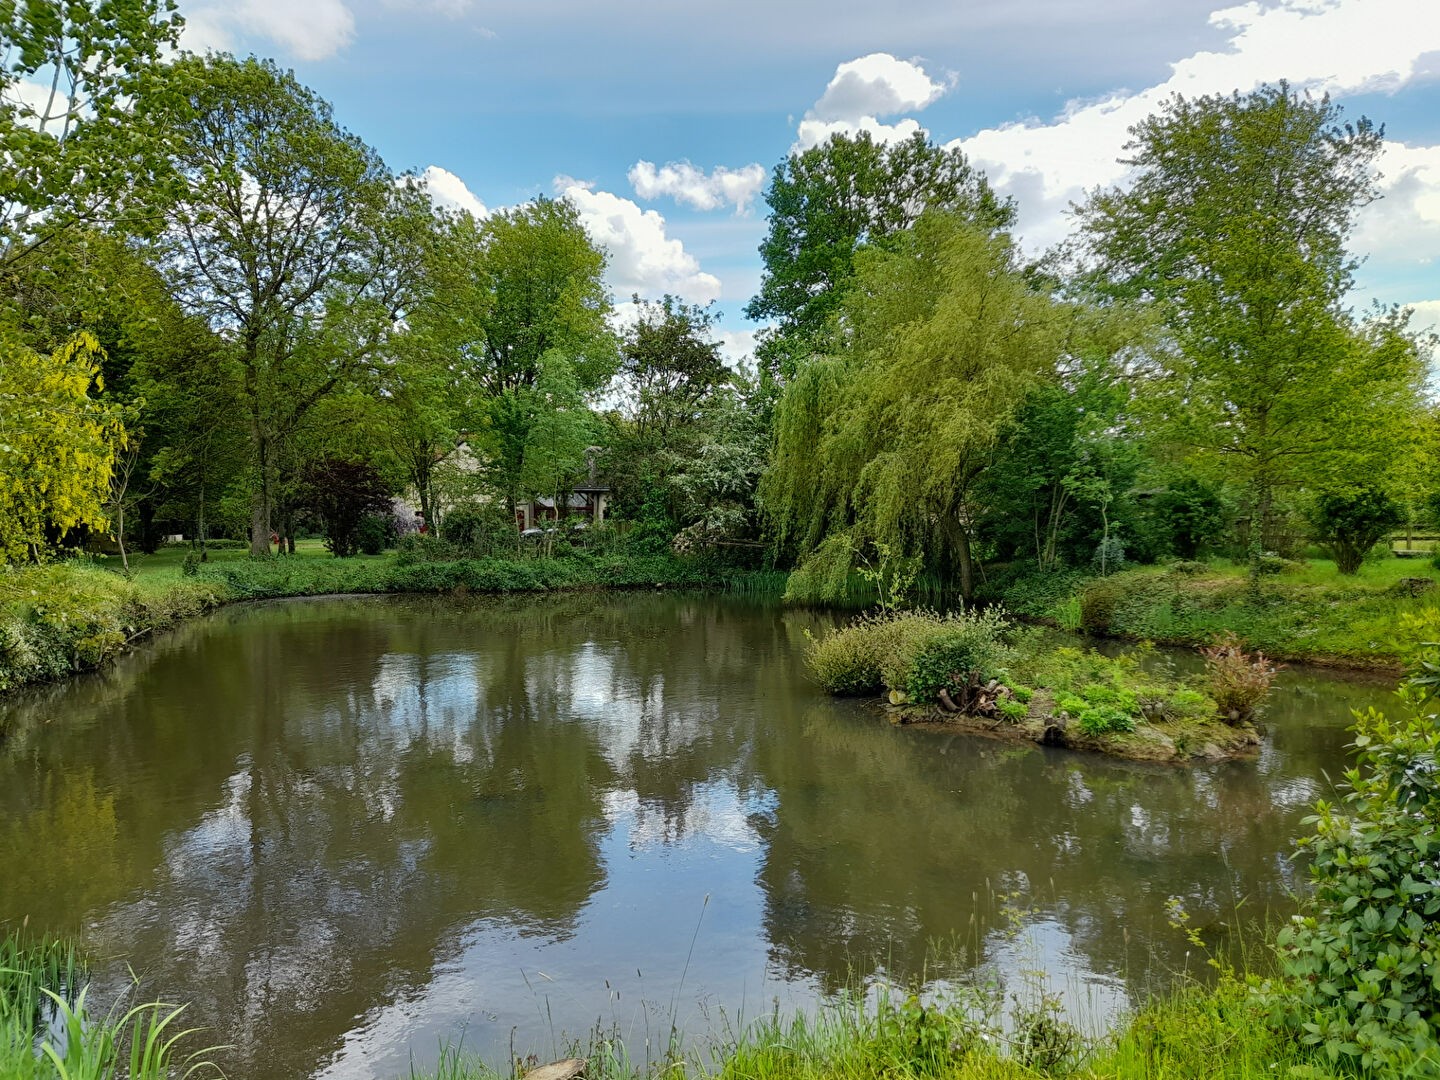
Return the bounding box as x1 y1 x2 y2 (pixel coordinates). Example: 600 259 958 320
178 0 1440 357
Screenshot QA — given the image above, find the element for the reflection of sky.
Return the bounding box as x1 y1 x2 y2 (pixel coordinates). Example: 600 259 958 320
315 777 791 1080
15 608 1393 1080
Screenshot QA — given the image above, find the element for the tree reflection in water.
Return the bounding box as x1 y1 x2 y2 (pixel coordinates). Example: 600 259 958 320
0 593 1379 1079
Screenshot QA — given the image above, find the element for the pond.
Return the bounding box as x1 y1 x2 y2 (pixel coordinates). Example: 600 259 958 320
0 593 1394 1079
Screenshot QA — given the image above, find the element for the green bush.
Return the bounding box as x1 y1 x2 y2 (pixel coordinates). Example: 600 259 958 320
1079 577 1124 634
1309 485 1405 576
900 610 1012 704
394 532 459 565
804 612 918 695
441 504 518 557
804 609 1012 701
355 514 396 555
1269 627 1440 1074
996 697 1029 722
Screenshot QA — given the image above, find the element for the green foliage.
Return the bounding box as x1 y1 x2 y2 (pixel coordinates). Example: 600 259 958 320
783 534 861 607
1310 485 1406 575
802 611 907 695
747 130 1014 379
1080 84 1424 547
900 610 1012 705
1268 625 1440 1074
762 213 1109 601
0 563 222 697
0 331 127 562
0 0 183 273
1019 644 1218 733
455 198 617 511
1149 478 1227 559
1200 632 1280 723
978 361 1143 573
803 609 1011 702
1011 559 1440 667
355 515 396 556
440 505 517 557
159 54 430 555
995 697 1029 722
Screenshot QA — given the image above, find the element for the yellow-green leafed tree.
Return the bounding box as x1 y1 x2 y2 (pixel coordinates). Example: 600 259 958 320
0 331 126 562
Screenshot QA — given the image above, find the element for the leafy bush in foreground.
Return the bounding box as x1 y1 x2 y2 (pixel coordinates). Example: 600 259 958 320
1269 617 1440 1074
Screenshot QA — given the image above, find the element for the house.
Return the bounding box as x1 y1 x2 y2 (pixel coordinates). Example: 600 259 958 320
515 448 610 530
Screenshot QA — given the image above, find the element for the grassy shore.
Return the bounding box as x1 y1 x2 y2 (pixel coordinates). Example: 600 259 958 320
996 555 1437 670
0 923 1352 1080
0 545 775 700
402 973 1345 1080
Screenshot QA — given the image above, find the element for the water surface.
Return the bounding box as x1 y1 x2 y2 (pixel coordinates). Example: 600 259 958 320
0 593 1391 1078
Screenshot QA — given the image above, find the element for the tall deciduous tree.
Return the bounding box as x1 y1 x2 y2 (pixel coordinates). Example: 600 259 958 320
616 294 729 450
159 55 432 555
0 0 182 277
746 131 1014 379
457 197 615 514
1080 84 1422 546
762 213 1097 602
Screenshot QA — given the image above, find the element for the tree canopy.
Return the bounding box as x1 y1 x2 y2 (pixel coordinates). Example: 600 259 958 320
762 212 1105 601
1079 84 1422 547
746 131 1015 380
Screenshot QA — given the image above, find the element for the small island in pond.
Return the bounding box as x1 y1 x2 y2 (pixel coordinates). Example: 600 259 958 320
806 611 1273 764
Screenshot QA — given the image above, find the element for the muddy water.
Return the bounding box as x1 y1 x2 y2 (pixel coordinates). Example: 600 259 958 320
0 594 1392 1079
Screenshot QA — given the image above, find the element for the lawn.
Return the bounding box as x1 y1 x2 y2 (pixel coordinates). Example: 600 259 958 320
1003 552 1439 669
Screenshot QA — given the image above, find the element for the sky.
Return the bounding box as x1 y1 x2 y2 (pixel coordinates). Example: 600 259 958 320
176 0 1440 361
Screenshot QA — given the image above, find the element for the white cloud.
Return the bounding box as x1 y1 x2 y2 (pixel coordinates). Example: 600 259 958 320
795 115 927 153
419 165 488 217
715 328 758 368
628 160 766 214
948 0 1440 251
794 53 948 150
555 176 722 304
381 0 472 14
1353 140 1440 277
1406 300 1440 337
811 52 948 122
181 0 356 60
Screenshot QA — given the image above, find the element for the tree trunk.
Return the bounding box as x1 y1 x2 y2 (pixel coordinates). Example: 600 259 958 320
249 494 270 557
198 486 209 562
249 428 272 557
956 529 974 604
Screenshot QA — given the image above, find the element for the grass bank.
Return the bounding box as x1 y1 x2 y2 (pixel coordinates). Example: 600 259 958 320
995 556 1437 670
0 548 779 701
408 973 1345 1080
0 923 1351 1080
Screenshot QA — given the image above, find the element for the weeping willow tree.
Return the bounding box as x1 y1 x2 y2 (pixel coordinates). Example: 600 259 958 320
762 212 1105 603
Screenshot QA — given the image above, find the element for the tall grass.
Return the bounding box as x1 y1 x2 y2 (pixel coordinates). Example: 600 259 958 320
1 929 224 1079
402 972 1340 1080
